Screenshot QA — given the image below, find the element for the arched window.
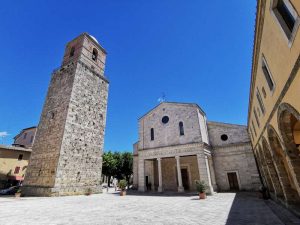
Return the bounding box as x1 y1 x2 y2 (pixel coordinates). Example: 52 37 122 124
92 48 98 61
151 128 154 141
70 46 75 57
179 122 184 136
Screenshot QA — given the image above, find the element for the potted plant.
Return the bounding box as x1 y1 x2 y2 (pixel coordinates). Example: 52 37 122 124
119 179 127 196
195 180 208 199
15 189 21 198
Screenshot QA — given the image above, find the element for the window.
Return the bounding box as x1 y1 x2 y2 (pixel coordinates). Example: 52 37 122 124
221 134 228 141
271 0 299 42
179 122 184 136
249 128 254 141
151 128 154 141
262 57 275 92
23 133 27 139
252 121 257 136
256 90 265 115
70 46 75 57
14 167 20 174
30 136 34 143
262 87 267 98
254 109 260 128
18 154 23 161
257 107 261 117
162 116 169 124
92 48 98 61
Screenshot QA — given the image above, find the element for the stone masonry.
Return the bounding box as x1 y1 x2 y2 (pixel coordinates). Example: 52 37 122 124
207 121 261 191
133 102 261 193
22 33 109 196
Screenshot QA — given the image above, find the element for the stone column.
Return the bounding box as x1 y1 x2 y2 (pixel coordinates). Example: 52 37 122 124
138 159 145 192
197 154 214 195
175 156 184 192
157 158 163 192
208 157 217 191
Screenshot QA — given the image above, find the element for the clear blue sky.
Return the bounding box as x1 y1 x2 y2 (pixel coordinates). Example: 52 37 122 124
0 1 256 151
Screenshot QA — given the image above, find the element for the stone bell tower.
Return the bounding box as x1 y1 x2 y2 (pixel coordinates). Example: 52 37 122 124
22 33 109 196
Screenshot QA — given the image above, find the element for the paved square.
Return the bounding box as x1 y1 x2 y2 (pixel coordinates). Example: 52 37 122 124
0 191 299 225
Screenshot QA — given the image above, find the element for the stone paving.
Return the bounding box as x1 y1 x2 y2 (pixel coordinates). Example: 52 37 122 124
0 190 299 225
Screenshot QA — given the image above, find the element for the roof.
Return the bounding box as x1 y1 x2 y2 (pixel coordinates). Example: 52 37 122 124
247 0 264 127
0 144 32 153
207 121 247 128
13 126 37 140
138 102 206 120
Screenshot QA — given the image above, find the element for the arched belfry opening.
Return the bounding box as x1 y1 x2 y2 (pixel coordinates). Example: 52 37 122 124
92 48 98 61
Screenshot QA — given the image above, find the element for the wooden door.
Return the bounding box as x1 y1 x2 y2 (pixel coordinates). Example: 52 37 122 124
181 168 189 190
227 172 239 191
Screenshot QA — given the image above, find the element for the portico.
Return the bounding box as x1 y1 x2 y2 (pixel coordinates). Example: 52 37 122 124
137 143 215 194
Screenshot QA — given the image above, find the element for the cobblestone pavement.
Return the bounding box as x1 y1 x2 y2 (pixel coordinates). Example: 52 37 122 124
0 190 299 225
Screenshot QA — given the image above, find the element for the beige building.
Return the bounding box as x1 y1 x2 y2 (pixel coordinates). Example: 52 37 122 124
0 145 31 188
133 102 260 193
13 126 37 148
248 0 300 212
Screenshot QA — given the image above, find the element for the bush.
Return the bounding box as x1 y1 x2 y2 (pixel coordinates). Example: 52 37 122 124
118 180 127 191
195 180 208 193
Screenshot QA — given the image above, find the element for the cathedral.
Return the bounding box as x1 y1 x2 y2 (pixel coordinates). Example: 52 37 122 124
133 102 260 193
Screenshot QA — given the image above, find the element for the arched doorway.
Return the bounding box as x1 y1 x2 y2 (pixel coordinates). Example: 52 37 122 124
267 125 300 204
256 145 275 194
261 138 284 200
278 103 300 194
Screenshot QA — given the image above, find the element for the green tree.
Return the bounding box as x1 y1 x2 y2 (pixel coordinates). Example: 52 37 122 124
114 152 124 181
102 151 117 187
121 152 133 186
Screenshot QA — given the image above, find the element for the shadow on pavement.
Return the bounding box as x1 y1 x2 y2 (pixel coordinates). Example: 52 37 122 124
225 192 300 225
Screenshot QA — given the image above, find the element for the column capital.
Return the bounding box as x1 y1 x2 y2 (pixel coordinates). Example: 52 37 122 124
175 155 180 160
157 157 162 162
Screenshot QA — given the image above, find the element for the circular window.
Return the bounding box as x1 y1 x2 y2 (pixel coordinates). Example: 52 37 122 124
221 134 228 141
162 116 169 124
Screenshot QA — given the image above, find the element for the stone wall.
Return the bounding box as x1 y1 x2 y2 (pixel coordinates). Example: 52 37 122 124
22 33 109 196
138 103 206 150
161 156 199 191
208 121 260 191
23 63 76 194
53 61 108 195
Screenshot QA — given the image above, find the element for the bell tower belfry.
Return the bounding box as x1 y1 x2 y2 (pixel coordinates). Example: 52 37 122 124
22 33 109 196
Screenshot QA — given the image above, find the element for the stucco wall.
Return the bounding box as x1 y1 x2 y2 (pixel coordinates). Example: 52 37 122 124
0 147 31 186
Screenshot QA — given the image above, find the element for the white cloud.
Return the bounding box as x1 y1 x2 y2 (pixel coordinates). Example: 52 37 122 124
0 132 9 138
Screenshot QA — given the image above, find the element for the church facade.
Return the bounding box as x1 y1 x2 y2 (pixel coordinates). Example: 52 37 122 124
133 102 260 193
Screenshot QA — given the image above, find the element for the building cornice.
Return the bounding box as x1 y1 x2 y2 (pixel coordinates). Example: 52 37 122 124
247 0 266 127
138 142 210 151
0 145 32 152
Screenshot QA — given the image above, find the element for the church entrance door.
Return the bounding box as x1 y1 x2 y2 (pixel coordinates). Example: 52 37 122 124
227 172 239 191
181 168 189 190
